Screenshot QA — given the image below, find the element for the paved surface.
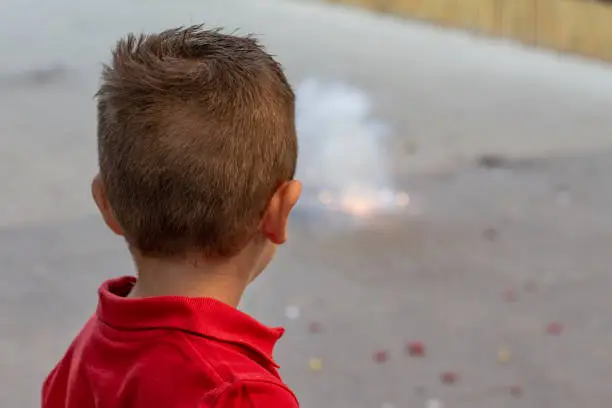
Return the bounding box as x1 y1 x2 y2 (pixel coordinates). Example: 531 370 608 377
2 0 612 407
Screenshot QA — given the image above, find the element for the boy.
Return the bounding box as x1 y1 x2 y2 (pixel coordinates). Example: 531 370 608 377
42 25 301 407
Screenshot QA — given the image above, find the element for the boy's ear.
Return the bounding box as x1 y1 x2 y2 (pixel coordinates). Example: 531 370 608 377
261 180 302 245
92 174 123 236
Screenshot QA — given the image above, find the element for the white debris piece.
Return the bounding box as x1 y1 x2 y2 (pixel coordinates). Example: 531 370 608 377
284 305 301 320
426 399 443 408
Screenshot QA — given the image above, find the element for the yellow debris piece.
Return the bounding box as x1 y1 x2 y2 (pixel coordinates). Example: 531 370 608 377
309 358 323 372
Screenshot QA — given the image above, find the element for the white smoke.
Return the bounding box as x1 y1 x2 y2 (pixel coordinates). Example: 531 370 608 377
295 79 409 219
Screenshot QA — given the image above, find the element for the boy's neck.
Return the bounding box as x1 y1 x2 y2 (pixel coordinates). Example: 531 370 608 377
128 255 250 308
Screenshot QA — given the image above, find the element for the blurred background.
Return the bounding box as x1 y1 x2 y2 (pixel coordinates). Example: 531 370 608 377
2 0 612 407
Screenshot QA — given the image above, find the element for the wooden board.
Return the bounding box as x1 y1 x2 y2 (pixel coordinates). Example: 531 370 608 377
328 0 612 62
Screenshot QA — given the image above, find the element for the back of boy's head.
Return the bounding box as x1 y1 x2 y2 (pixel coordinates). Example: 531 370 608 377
96 25 297 259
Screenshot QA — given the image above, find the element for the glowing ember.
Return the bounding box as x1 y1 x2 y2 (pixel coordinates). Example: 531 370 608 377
339 195 377 217
315 187 411 218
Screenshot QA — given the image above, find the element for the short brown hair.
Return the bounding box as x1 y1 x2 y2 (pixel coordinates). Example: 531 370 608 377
96 25 297 258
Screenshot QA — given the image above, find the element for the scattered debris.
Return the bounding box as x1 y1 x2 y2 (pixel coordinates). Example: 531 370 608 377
27 65 68 84
308 357 323 372
284 305 300 320
509 385 523 398
546 322 564 335
0 64 70 88
440 371 459 385
381 403 396 408
483 227 498 241
406 341 426 357
426 399 443 408
308 321 323 334
373 350 390 364
497 347 511 364
477 154 508 169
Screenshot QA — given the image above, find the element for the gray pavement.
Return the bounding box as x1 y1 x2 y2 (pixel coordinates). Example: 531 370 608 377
2 0 612 407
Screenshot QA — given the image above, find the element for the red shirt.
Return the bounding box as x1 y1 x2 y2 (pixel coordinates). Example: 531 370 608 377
42 276 298 408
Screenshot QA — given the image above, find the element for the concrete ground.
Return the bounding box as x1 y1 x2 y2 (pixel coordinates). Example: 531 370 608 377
2 0 612 407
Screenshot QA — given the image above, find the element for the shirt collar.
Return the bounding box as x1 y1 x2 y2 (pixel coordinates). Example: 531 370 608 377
96 276 284 368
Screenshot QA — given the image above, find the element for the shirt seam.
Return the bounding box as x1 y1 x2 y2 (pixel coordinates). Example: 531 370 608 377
179 331 226 385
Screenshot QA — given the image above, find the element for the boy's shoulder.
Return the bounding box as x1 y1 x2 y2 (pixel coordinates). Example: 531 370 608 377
44 317 298 408
110 329 298 407
43 277 299 407
161 332 298 406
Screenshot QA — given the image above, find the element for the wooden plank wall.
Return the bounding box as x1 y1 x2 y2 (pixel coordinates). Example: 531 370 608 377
327 0 612 61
